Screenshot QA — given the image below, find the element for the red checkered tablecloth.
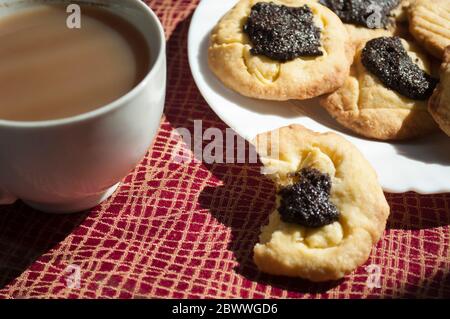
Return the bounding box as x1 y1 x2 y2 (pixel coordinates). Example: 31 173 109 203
0 0 449 299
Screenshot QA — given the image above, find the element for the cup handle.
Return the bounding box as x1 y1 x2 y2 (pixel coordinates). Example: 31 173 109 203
0 186 17 205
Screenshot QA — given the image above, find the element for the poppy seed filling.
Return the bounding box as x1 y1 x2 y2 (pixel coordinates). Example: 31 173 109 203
278 168 340 228
243 2 323 61
319 0 399 29
361 37 438 100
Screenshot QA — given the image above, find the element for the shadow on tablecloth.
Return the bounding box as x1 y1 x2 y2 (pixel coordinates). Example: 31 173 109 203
0 202 88 289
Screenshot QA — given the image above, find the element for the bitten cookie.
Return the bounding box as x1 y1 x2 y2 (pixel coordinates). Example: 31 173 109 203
320 36 438 140
252 125 390 282
408 0 450 59
429 46 450 136
317 0 409 48
208 0 353 101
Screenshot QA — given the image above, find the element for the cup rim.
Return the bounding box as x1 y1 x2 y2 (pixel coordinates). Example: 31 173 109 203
0 0 165 129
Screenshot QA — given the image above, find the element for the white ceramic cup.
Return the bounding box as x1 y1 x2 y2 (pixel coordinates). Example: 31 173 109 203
0 0 166 213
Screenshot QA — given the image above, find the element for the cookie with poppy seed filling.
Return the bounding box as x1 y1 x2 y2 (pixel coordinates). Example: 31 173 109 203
252 125 390 282
315 0 412 48
320 36 438 140
208 0 353 101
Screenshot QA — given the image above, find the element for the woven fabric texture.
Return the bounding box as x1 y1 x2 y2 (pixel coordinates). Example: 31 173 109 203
0 0 449 299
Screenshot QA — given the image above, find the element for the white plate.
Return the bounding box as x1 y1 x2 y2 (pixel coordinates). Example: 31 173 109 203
187 0 450 194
